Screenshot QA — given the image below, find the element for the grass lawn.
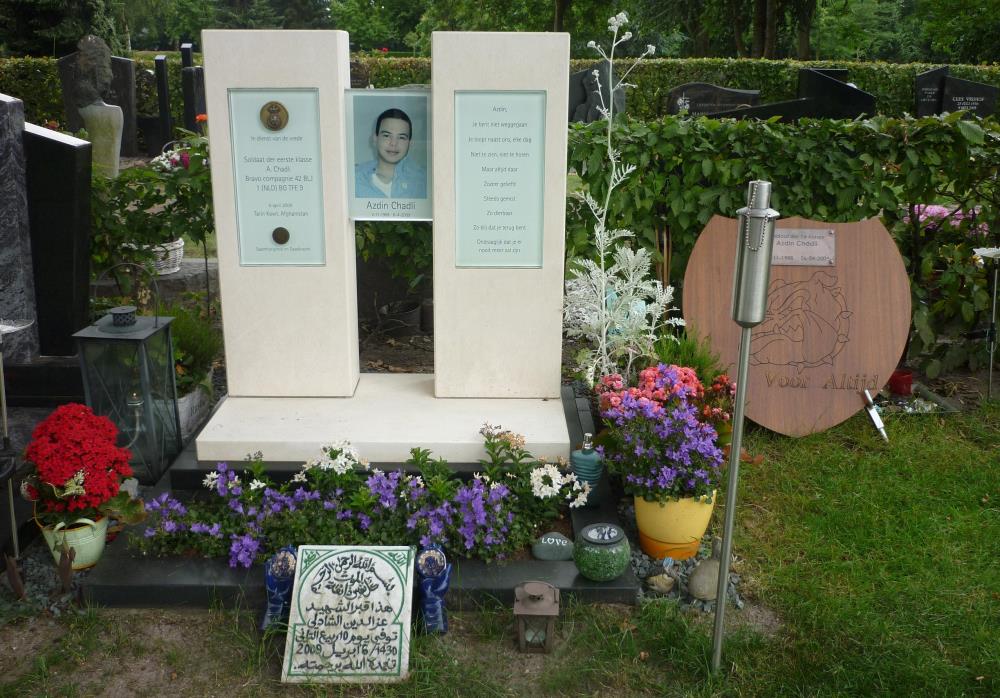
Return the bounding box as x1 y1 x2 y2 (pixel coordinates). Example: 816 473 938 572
2 403 997 696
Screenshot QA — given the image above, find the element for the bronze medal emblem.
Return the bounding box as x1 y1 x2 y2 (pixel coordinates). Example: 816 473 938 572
272 227 290 245
260 101 289 131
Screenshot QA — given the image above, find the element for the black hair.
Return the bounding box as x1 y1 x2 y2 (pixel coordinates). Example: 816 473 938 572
374 108 412 136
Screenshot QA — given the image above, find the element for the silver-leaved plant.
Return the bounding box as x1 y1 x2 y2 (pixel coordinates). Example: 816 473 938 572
563 12 683 385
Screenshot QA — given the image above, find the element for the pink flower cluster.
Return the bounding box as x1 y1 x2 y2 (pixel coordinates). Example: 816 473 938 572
904 204 989 238
596 364 704 415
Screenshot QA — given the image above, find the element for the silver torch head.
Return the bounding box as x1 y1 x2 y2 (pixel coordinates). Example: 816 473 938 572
731 180 780 328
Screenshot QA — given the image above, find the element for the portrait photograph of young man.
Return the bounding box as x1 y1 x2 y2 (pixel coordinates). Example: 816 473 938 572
347 90 431 220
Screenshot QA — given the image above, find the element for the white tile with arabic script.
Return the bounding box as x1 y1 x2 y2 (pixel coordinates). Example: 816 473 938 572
281 546 414 684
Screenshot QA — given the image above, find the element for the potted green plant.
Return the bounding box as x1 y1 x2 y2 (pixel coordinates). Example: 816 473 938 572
21 404 145 569
165 298 222 443
596 364 726 560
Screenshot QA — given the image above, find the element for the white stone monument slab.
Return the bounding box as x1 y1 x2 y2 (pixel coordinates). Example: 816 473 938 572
202 30 358 397
196 373 570 463
281 546 414 684
432 32 569 398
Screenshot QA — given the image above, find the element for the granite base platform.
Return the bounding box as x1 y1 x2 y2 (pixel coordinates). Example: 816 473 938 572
82 384 642 607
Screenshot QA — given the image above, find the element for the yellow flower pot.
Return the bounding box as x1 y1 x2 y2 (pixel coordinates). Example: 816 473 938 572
633 491 716 560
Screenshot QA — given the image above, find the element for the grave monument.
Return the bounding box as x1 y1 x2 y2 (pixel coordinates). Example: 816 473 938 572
195 30 571 464
683 215 911 437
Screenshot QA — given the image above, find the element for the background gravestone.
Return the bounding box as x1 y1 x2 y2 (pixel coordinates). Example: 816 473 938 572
281 546 414 683
568 61 624 123
182 66 206 132
58 48 137 156
683 215 911 437
942 75 998 117
154 55 173 152
0 94 40 363
796 68 876 119
665 82 760 116
915 66 949 116
110 56 138 156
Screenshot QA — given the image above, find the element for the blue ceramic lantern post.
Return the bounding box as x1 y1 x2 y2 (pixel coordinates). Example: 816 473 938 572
261 545 297 630
416 545 452 633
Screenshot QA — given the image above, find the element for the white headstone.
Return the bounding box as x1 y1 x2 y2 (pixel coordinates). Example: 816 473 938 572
431 32 570 398
281 545 415 684
202 30 359 397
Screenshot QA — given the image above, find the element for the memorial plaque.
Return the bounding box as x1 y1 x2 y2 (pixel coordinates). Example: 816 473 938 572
771 228 835 266
347 89 432 221
229 88 325 265
455 90 545 268
666 82 760 116
915 66 948 117
281 545 415 684
942 75 998 117
683 216 910 437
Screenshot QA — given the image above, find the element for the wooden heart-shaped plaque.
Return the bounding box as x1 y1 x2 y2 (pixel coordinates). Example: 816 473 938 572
682 215 911 437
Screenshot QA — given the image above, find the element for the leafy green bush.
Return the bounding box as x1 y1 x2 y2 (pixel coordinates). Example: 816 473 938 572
164 297 221 395
355 220 432 288
90 165 168 276
652 329 724 385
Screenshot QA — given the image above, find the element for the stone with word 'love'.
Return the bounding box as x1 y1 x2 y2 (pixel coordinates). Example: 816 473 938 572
531 532 573 561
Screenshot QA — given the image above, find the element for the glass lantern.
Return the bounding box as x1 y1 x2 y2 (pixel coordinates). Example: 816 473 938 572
514 580 560 653
73 306 182 484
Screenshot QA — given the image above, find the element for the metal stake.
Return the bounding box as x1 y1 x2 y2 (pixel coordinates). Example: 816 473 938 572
711 326 752 673
988 261 997 400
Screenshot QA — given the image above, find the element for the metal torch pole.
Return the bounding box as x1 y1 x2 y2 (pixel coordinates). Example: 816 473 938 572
710 326 751 671
710 181 779 674
988 261 997 400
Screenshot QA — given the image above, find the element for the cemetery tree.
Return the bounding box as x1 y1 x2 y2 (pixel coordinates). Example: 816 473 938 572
0 0 123 56
915 0 1000 64
273 0 331 28
215 0 282 28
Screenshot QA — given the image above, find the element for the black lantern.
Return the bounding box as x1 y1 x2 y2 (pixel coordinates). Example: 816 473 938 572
73 306 181 484
514 580 560 653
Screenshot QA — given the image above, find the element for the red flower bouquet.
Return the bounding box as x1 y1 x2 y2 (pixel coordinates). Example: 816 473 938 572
23 404 144 527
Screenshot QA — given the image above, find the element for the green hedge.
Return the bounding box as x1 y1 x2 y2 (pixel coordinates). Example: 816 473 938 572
4 54 999 128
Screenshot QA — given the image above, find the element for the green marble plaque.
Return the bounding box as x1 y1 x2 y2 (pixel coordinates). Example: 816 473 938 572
229 88 326 265
454 91 546 268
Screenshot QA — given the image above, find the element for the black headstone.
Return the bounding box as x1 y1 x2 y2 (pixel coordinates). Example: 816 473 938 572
807 68 849 84
797 68 875 119
568 61 625 123
182 66 206 132
154 55 173 149
915 66 949 117
24 124 91 356
110 56 138 156
711 98 816 122
942 75 998 117
180 43 194 69
666 82 761 116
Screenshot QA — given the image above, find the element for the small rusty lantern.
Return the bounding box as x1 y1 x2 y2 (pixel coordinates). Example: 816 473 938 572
514 580 560 653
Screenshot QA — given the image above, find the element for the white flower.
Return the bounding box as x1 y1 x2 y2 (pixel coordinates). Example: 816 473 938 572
622 31 632 41
313 456 336 471
249 479 265 491
474 472 492 484
568 481 592 509
587 40 596 49
530 463 564 499
332 452 354 475
646 44 656 56
203 471 219 489
291 471 308 483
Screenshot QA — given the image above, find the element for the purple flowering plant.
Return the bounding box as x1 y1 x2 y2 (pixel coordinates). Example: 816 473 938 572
133 433 585 568
600 364 724 503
